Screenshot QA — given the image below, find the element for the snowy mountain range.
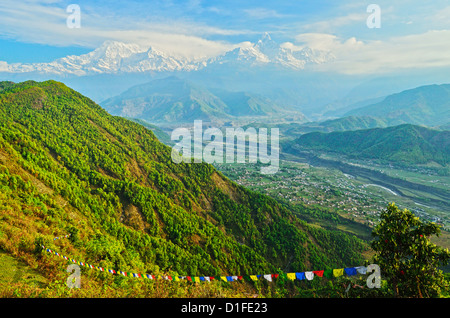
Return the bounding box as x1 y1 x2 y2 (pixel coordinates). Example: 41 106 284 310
209 33 334 70
0 33 334 76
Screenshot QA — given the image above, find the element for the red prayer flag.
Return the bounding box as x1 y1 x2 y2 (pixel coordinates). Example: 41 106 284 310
313 270 324 277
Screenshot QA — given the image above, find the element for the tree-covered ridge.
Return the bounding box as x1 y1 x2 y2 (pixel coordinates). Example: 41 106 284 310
0 80 366 296
290 124 450 167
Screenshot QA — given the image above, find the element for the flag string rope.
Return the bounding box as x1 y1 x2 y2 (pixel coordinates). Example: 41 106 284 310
42 235 370 283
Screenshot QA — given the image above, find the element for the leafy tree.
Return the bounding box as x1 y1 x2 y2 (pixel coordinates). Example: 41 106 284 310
371 203 450 297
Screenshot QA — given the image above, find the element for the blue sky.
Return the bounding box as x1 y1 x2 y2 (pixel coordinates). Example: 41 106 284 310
1 0 450 74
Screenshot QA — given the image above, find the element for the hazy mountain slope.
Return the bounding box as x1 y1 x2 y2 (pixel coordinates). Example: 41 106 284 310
101 76 306 125
282 116 389 138
101 76 232 123
245 116 389 143
345 84 450 127
0 80 365 293
209 88 294 117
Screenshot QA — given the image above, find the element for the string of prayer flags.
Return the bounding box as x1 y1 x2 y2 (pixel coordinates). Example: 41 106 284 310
42 237 374 285
53 235 70 241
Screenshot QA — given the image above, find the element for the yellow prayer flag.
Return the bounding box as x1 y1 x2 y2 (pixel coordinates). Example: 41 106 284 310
287 273 296 281
250 275 258 281
333 268 344 277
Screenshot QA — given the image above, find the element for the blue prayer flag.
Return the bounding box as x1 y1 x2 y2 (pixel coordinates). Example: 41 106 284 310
345 267 357 276
296 272 305 280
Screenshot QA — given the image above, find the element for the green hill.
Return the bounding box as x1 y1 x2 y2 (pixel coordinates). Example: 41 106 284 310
302 116 388 133
289 124 450 167
0 80 365 297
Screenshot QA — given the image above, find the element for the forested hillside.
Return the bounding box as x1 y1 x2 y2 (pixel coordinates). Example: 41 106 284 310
289 124 450 167
0 80 366 297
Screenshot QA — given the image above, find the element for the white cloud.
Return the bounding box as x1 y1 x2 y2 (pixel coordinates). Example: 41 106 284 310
301 12 367 33
107 30 234 60
429 6 450 27
294 30 450 74
0 0 237 60
243 8 288 19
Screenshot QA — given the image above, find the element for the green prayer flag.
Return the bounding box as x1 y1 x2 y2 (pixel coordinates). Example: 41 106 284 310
323 269 333 279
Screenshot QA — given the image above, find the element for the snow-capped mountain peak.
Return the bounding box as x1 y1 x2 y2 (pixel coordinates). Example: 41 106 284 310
89 40 146 59
55 41 147 73
255 32 280 58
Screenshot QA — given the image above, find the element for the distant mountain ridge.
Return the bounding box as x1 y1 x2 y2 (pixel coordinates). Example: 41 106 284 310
101 76 307 125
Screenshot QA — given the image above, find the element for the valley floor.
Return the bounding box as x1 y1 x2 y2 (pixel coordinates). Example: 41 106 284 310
214 156 450 250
